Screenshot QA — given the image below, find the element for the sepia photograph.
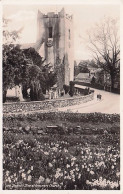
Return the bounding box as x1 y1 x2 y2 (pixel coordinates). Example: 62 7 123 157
2 0 120 190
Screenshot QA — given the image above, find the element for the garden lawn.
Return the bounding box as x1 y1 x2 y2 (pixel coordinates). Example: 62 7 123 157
3 112 120 190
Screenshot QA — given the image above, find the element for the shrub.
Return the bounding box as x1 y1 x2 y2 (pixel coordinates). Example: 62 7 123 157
38 89 45 101
3 90 7 103
69 81 75 97
3 112 120 125
84 88 89 95
91 76 96 85
63 85 70 94
6 96 19 102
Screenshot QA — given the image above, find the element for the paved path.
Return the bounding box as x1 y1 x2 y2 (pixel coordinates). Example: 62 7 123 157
58 88 120 114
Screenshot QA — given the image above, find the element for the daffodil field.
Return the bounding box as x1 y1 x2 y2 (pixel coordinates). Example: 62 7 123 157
3 112 120 190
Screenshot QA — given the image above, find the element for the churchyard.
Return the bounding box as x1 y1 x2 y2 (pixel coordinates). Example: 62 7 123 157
3 112 120 190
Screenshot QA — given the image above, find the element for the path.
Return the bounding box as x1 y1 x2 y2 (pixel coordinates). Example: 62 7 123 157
58 87 120 114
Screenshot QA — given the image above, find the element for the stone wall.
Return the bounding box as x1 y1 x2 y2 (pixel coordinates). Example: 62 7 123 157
3 93 94 114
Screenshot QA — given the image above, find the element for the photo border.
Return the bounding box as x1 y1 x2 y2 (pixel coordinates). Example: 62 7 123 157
0 0 122 194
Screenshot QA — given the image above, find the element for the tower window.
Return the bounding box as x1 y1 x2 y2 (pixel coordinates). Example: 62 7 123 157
49 27 53 38
69 29 71 40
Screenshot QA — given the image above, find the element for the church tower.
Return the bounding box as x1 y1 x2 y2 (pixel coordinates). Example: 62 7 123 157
35 8 74 90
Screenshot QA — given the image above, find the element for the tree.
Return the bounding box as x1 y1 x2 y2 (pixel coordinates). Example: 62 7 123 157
95 69 104 85
23 47 45 68
23 47 57 95
78 60 90 73
69 81 75 97
3 18 25 102
80 66 90 73
87 17 120 92
3 45 57 102
3 18 57 102
3 17 23 45
3 44 27 102
88 59 98 68
91 76 96 85
26 65 43 101
74 60 79 76
74 59 98 77
22 48 46 99
63 85 70 94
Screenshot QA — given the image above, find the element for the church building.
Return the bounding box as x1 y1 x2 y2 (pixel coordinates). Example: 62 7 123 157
34 8 74 90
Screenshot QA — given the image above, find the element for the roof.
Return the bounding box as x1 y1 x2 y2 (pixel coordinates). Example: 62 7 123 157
76 73 90 79
21 39 45 52
21 43 35 49
74 84 86 89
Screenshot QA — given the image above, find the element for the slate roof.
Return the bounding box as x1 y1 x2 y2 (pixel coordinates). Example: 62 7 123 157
76 73 90 79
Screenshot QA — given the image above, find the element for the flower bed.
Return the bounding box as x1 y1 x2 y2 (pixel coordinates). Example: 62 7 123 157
3 113 120 190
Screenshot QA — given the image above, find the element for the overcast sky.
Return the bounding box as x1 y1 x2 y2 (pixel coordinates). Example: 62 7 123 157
3 4 120 60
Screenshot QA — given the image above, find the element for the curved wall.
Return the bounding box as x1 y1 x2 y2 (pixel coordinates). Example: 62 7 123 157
3 93 94 114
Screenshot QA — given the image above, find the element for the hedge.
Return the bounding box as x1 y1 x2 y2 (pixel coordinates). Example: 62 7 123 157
3 112 120 124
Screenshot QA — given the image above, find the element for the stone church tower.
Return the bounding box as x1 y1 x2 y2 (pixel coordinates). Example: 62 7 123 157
35 8 74 90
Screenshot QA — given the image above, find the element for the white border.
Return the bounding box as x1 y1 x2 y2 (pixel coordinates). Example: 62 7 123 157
0 0 3 193
120 0 123 192
1 0 121 5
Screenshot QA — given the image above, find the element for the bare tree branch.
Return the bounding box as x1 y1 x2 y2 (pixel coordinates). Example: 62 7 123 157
87 17 120 91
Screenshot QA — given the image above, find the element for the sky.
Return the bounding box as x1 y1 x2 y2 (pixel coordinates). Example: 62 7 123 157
3 3 120 60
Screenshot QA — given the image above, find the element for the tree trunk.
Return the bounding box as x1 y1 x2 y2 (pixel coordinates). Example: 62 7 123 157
30 81 41 101
30 82 34 101
15 85 24 101
110 73 115 92
22 84 28 99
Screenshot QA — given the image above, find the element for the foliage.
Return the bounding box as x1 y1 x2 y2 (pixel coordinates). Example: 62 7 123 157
3 17 22 45
69 81 75 97
3 111 120 125
78 62 90 73
80 66 90 73
74 60 98 77
63 85 70 94
3 113 120 190
74 81 104 91
3 45 57 102
23 47 45 68
21 48 57 100
88 59 98 68
95 70 104 85
3 44 27 102
6 96 19 102
87 17 120 91
3 18 25 102
44 71 57 92
84 88 89 95
3 18 57 102
91 76 96 85
74 61 79 76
